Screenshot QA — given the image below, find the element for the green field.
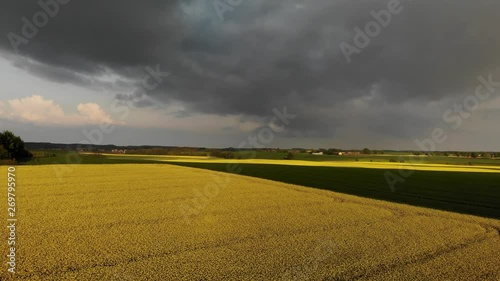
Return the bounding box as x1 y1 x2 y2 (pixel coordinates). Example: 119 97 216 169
23 151 164 165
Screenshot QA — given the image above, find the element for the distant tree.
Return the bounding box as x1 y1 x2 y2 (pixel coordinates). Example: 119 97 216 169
286 152 295 160
0 131 32 160
362 148 371 155
470 152 477 159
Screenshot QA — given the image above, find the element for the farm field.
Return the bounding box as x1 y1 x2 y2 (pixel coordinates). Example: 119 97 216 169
166 162 500 219
23 150 500 167
2 164 500 280
156 157 500 173
234 151 500 166
20 152 500 218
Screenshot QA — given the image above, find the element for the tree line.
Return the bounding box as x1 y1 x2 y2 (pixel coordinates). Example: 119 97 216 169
412 151 500 158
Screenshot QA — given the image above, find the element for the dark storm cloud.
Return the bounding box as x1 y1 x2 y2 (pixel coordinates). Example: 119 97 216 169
1 0 500 137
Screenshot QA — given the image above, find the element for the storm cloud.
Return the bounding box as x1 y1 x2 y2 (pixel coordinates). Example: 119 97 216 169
1 0 500 145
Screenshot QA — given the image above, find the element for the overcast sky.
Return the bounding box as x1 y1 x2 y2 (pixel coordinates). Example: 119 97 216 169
1 0 499 150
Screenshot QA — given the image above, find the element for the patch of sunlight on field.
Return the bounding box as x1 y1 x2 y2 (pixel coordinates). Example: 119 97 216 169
2 165 499 280
157 157 500 173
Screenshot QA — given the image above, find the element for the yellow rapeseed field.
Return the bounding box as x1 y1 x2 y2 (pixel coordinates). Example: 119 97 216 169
1 164 499 280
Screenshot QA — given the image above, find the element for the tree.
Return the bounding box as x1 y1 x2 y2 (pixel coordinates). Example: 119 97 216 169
0 145 8 159
286 152 295 160
0 131 32 160
362 148 371 154
479 152 489 158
